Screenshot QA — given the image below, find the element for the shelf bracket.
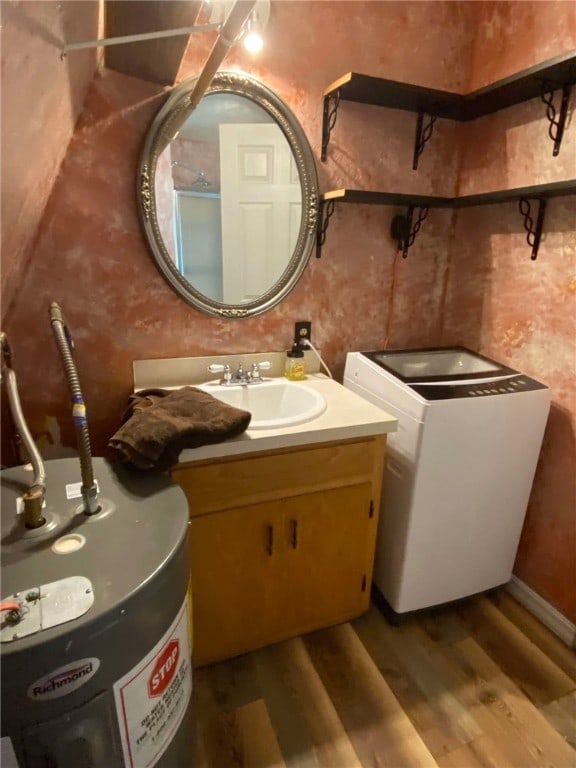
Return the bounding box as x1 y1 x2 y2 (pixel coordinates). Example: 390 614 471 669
412 112 437 170
541 83 572 156
321 91 340 162
390 205 430 258
518 198 547 260
315 199 336 258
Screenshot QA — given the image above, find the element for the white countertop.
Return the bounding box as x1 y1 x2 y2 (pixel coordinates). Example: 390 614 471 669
173 376 397 464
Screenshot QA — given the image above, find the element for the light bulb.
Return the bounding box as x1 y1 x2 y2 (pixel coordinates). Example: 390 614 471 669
243 11 263 53
243 30 263 53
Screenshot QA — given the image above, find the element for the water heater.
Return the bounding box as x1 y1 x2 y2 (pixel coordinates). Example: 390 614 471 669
1 457 193 768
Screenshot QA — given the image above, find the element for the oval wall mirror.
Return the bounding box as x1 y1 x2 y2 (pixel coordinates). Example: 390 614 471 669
138 71 319 318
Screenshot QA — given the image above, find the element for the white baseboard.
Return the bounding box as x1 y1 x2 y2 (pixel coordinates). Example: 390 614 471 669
506 576 576 648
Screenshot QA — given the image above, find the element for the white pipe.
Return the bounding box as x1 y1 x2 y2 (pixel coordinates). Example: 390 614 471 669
187 0 256 111
62 23 221 54
156 0 256 153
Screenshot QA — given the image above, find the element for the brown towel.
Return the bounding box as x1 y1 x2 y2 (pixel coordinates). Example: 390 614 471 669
108 387 251 470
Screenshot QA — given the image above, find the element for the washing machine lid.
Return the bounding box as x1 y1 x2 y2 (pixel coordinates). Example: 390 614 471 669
364 346 518 384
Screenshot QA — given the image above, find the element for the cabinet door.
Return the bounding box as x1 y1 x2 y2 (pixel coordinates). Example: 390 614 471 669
277 482 375 635
190 500 282 666
190 484 376 666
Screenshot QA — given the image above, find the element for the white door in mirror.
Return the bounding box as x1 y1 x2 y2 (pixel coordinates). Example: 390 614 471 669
220 123 301 304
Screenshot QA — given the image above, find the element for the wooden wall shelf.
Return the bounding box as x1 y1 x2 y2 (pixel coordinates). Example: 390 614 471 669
322 180 576 209
453 180 576 208
321 53 576 164
319 53 575 260
317 181 576 260
324 53 576 120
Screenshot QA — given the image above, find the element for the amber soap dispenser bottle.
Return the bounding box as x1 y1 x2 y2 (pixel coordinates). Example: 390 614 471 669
285 341 306 381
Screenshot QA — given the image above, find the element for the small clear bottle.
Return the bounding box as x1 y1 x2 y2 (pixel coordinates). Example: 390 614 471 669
285 342 306 381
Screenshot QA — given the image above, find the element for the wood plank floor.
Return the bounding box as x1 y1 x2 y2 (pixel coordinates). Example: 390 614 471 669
191 591 576 768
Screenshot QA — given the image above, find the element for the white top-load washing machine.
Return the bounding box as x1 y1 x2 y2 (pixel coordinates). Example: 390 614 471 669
344 347 551 614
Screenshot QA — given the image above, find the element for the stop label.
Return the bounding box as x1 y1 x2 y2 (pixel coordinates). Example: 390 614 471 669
148 640 180 698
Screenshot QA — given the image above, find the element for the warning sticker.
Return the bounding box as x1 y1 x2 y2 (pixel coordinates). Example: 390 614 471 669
113 597 192 768
65 480 100 500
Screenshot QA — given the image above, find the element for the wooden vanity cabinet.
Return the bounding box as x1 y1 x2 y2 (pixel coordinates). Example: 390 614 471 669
171 436 386 666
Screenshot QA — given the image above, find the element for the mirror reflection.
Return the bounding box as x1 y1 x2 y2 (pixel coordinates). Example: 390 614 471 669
155 93 301 304
139 72 319 318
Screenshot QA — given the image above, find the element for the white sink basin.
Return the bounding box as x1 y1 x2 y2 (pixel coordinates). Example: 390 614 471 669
198 379 327 430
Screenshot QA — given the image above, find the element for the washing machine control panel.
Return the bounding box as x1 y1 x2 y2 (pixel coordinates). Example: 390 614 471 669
411 375 547 400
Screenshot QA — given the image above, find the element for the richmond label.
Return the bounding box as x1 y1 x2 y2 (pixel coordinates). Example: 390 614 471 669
27 658 100 701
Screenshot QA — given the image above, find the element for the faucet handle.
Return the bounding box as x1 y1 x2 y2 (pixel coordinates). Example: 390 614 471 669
208 363 232 384
249 361 271 383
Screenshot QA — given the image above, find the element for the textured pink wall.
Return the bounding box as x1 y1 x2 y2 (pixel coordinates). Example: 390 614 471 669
2 0 473 457
1 0 100 320
2 2 575 621
444 2 576 621
467 1 576 91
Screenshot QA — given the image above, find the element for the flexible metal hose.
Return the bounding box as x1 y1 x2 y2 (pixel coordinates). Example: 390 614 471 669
1 332 47 528
49 303 100 514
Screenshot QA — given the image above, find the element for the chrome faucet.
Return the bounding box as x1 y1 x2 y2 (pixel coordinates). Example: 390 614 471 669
234 363 249 384
247 362 270 383
208 361 271 386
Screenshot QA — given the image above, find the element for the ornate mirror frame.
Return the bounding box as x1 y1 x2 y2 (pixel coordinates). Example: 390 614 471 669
138 71 319 318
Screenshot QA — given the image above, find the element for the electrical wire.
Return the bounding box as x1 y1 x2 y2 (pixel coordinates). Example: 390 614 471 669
302 339 333 379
